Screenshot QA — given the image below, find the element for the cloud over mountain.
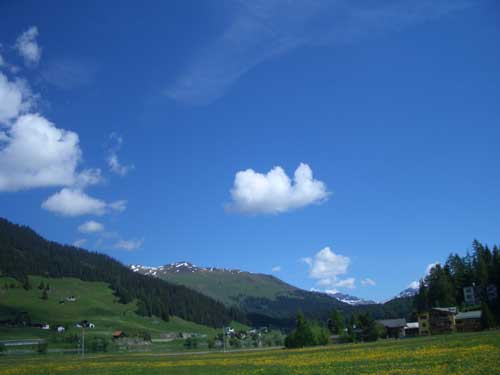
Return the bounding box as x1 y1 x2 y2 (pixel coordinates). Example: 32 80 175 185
303 246 355 292
227 163 329 214
41 188 126 217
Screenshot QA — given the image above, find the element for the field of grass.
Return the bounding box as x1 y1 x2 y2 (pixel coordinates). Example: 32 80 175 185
1 330 499 375
0 276 217 342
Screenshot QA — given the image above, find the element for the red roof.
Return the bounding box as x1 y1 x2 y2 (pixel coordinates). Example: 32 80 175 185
112 330 122 337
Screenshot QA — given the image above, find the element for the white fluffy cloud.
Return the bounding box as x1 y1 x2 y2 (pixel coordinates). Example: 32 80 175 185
78 220 104 234
271 265 282 273
0 114 84 191
361 278 376 286
303 247 355 290
0 72 34 124
15 26 42 67
113 238 143 251
227 163 329 214
41 188 127 217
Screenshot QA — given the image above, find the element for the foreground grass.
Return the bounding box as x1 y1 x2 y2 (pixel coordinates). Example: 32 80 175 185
1 330 499 375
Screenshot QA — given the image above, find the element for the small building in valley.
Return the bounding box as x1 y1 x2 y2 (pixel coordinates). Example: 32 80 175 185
404 322 419 337
418 307 457 335
456 310 482 332
112 330 124 339
377 319 406 338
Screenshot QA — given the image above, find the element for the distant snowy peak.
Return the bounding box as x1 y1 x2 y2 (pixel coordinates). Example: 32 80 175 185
328 292 376 306
396 286 419 299
130 262 245 276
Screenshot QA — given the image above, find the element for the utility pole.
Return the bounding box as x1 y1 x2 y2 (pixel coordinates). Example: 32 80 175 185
81 327 85 358
222 326 226 353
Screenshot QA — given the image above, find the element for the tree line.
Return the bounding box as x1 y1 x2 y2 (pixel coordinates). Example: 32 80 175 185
415 240 500 325
0 218 245 327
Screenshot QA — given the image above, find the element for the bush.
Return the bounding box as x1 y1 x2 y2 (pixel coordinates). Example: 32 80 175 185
37 342 48 354
138 331 152 342
184 337 198 349
89 337 109 352
229 336 241 348
285 313 317 349
207 337 216 349
0 343 6 353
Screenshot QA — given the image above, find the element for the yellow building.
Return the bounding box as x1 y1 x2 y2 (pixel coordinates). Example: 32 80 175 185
418 307 457 335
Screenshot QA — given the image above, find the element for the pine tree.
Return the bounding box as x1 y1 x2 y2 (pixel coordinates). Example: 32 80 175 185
481 303 496 329
41 289 48 300
328 309 344 334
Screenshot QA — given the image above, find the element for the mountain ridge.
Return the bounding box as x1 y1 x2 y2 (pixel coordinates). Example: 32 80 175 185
130 262 399 310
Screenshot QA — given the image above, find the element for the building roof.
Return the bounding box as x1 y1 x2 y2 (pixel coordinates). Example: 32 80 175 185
432 307 457 314
112 330 123 337
377 318 406 328
456 310 482 320
405 322 419 329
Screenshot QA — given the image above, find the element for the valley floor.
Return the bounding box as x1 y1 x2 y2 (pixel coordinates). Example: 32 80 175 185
1 330 499 375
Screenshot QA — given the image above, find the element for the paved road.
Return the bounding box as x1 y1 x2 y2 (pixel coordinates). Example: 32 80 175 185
0 339 46 347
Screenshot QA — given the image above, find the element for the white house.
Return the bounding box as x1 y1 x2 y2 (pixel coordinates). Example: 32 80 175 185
57 326 65 333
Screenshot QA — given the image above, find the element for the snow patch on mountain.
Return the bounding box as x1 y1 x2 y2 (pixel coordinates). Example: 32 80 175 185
327 292 376 306
130 262 246 276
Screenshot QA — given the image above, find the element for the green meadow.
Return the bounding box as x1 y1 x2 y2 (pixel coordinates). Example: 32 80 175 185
1 330 499 375
0 276 217 345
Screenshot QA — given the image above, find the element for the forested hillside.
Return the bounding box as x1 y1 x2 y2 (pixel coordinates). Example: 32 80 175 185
0 218 244 327
415 240 500 322
132 263 417 327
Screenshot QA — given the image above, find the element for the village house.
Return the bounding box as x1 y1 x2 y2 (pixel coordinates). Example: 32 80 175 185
418 307 457 335
456 310 482 332
376 319 406 338
463 286 478 306
404 322 419 337
112 330 125 339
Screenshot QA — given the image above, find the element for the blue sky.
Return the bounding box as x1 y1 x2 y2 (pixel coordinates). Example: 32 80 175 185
1 0 499 301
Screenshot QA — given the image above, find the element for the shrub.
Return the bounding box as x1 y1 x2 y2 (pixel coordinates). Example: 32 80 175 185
89 337 109 352
184 337 198 349
37 342 48 354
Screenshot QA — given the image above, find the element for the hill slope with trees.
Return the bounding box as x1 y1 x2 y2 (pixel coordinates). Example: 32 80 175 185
0 218 244 328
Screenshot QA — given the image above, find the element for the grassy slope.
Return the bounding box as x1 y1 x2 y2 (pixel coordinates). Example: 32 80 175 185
0 276 217 340
158 270 297 306
1 330 499 374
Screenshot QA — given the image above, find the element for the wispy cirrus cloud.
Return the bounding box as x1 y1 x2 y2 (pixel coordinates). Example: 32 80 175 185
106 132 134 177
166 0 472 105
15 26 42 67
113 238 144 251
41 57 98 90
